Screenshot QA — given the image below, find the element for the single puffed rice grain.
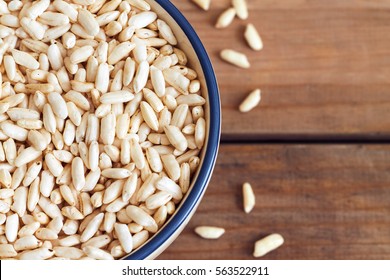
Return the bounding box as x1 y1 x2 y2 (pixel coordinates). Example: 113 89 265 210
220 49 250 69
253 234 284 258
242 182 255 213
191 0 210 11
215 8 236 29
239 89 261 113
232 0 249 20
245 24 263 51
194 226 225 239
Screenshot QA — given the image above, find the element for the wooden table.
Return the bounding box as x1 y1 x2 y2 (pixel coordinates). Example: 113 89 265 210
158 0 390 259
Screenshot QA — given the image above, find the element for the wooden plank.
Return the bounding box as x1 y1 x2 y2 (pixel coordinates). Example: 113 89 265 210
171 0 390 140
158 144 390 259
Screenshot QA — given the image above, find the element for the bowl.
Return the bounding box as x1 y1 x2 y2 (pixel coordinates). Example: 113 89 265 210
124 0 221 259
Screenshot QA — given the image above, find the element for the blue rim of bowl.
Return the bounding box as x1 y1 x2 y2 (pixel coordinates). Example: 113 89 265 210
125 0 221 260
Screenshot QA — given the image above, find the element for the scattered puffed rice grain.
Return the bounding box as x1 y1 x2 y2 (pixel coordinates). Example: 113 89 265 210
239 89 261 113
195 226 225 239
191 0 210 11
242 182 255 213
215 8 236 29
232 0 248 20
253 233 284 258
245 23 263 51
220 49 250 69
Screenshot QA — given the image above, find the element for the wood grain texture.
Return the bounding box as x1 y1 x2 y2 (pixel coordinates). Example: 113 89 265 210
158 144 390 259
171 0 390 140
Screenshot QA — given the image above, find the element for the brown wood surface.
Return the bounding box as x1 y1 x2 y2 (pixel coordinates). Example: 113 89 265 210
158 144 390 259
157 0 390 260
171 0 390 140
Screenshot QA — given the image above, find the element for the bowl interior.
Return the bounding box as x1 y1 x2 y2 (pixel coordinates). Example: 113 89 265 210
123 0 221 259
